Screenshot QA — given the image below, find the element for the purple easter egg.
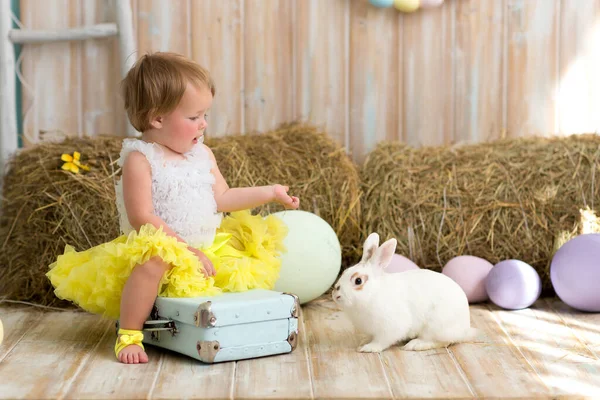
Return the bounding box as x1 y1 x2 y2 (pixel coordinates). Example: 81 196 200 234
386 253 419 273
551 234 600 312
485 259 541 310
442 255 493 303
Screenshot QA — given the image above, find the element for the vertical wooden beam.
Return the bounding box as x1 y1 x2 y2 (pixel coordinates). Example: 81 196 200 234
0 0 18 177
115 0 137 137
506 0 560 138
558 0 600 135
349 1 400 161
191 0 243 136
402 2 455 147
454 0 505 143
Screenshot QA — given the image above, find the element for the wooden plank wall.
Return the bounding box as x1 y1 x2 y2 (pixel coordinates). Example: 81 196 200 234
15 0 600 161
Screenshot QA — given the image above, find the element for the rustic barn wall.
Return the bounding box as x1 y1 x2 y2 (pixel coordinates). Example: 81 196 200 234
14 0 600 161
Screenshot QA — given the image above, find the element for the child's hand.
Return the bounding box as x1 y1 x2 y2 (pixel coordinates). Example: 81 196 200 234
188 246 216 277
273 184 300 210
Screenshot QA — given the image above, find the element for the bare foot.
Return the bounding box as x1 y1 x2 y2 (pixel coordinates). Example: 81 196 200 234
117 342 149 364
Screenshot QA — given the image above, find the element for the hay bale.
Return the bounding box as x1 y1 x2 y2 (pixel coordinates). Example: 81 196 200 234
0 136 123 307
0 124 361 307
361 134 600 293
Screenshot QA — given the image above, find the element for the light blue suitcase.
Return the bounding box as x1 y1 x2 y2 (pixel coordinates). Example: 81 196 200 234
136 289 300 363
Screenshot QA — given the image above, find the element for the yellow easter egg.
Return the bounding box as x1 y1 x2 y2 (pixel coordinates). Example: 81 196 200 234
393 0 420 12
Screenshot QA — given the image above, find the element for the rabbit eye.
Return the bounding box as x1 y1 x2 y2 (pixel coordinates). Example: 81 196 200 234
350 273 368 290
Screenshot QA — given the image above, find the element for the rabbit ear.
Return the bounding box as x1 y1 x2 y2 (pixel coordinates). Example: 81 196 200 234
372 238 397 269
361 233 380 263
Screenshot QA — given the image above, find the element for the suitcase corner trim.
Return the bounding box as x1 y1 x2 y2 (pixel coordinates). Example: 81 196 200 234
287 330 298 351
197 340 220 363
282 292 300 318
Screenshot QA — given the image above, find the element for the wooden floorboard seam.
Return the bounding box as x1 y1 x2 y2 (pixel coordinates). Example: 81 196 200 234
545 298 600 360
0 311 41 364
61 322 113 399
229 357 237 400
485 303 552 394
148 352 166 399
376 352 396 399
446 347 477 398
300 309 316 400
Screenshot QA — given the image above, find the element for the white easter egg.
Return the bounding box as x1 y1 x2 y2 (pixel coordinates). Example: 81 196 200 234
442 255 493 303
273 210 342 304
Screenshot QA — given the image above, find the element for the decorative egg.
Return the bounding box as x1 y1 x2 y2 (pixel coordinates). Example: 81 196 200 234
393 0 420 12
551 233 600 312
272 210 342 304
442 255 493 303
385 253 420 273
485 259 542 310
368 0 394 7
0 317 3 346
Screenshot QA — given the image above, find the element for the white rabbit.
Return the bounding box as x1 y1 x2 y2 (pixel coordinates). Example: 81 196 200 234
332 232 477 353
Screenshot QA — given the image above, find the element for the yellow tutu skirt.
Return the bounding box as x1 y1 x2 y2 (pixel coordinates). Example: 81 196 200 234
46 210 287 320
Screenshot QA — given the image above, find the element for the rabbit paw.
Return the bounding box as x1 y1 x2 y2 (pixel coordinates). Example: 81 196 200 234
358 336 373 346
358 342 386 353
403 338 447 351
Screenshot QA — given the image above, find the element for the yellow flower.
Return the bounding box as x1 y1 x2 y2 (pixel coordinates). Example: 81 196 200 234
61 151 90 174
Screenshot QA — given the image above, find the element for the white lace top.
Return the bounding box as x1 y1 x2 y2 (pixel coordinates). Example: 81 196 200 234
114 138 222 248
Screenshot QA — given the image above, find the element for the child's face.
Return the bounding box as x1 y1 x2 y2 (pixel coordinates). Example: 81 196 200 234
156 82 213 154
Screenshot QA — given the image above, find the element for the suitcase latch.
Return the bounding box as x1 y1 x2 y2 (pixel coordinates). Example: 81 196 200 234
143 319 178 334
195 301 217 328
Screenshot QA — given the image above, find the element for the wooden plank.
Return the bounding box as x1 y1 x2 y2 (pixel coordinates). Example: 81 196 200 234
506 0 560 137
449 304 550 397
137 0 190 56
81 0 121 137
150 353 234 399
454 0 505 143
558 0 600 135
493 300 600 397
64 319 161 399
234 308 313 399
304 299 392 399
548 298 600 359
295 0 349 150
1 0 20 171
21 0 83 144
0 306 43 362
243 0 294 134
0 310 111 399
402 2 454 148
114 0 136 77
0 339 98 399
380 333 475 398
8 23 118 43
191 0 243 136
22 309 109 343
117 0 138 137
348 0 400 161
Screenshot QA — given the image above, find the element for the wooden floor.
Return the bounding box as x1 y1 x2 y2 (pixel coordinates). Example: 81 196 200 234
1 296 599 399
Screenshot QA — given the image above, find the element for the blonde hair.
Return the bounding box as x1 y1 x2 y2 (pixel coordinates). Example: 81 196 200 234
121 52 216 132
